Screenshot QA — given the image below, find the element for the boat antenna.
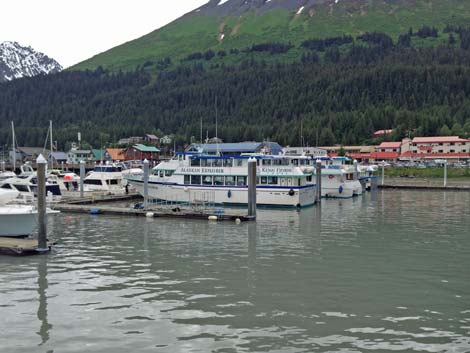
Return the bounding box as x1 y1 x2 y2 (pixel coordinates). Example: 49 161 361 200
200 116 203 145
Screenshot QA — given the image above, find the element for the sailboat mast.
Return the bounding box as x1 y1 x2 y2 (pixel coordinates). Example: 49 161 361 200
50 120 53 169
11 121 16 171
215 96 219 155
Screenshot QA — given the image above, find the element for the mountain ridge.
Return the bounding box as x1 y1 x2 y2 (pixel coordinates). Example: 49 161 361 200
71 0 470 72
0 41 62 82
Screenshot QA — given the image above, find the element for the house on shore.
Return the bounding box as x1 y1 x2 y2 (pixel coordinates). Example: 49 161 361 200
124 144 160 161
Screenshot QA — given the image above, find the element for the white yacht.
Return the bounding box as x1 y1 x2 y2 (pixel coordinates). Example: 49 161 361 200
1 173 61 196
83 164 125 192
0 171 16 181
0 189 60 237
0 189 38 237
125 153 316 208
296 156 362 198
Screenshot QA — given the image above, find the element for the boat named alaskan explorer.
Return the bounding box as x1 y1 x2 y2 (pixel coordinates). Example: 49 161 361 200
126 153 316 208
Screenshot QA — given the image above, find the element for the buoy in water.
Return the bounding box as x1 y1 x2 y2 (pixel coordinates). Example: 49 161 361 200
235 218 241 224
208 215 218 221
146 212 154 218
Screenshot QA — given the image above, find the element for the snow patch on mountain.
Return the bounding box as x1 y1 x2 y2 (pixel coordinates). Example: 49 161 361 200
0 41 62 82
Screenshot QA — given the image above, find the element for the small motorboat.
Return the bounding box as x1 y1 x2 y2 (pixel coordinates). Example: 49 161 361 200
0 189 59 237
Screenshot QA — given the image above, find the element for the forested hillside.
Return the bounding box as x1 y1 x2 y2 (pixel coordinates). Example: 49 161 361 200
2 28 470 149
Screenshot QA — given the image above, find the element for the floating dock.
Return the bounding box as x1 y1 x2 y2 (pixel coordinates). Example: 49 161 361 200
379 184 470 191
53 203 253 222
0 238 55 256
59 192 140 205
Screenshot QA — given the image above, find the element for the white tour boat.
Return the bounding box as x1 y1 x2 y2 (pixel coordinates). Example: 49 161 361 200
282 155 362 198
126 153 316 207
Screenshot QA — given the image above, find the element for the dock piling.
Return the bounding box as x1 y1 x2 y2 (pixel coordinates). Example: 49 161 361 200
79 160 85 198
381 161 385 186
247 158 257 218
444 160 447 187
143 159 149 209
353 159 358 181
36 154 48 252
316 159 322 204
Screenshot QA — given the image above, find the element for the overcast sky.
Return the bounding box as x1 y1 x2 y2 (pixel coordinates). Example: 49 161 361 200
0 0 208 68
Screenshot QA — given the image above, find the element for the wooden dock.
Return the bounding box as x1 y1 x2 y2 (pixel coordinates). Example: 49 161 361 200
0 238 55 256
59 192 141 205
53 204 253 222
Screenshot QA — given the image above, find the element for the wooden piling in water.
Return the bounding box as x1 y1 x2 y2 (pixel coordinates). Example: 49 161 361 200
247 158 257 218
36 154 48 252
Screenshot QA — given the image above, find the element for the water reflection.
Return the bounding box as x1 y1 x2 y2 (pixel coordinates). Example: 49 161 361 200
36 256 52 346
0 190 469 352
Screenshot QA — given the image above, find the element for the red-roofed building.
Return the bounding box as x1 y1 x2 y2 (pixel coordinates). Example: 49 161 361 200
377 142 401 152
398 135 470 161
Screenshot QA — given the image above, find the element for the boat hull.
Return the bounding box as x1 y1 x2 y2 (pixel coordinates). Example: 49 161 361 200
0 206 37 237
128 179 315 208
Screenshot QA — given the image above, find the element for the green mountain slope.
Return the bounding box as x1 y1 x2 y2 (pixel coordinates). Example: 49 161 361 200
72 0 470 71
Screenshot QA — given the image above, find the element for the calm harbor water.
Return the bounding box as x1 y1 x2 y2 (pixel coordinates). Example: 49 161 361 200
1 190 469 353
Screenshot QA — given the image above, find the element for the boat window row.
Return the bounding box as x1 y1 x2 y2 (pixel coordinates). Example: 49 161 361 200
153 170 175 177
84 179 120 185
183 175 281 186
188 157 326 168
190 158 243 167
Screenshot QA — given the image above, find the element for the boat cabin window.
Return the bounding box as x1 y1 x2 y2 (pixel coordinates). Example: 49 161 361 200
262 159 271 166
184 175 190 184
84 180 104 185
292 159 299 166
212 159 222 167
272 159 282 166
165 170 174 177
268 176 278 185
191 175 201 185
236 159 244 167
190 158 200 167
237 176 247 186
213 176 224 185
346 173 354 180
225 176 235 186
1 184 12 189
159 171 164 177
202 176 212 185
15 184 30 192
281 159 289 166
223 159 233 167
261 176 268 184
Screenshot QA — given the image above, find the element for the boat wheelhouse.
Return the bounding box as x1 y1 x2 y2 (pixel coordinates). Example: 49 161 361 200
83 164 125 192
126 153 316 208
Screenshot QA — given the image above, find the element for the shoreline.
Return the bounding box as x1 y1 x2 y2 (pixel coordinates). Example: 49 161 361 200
378 176 470 191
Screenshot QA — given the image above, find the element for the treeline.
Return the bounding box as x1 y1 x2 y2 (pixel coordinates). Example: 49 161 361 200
2 37 470 149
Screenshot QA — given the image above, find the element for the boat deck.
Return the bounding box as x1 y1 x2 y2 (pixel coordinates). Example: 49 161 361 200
0 238 54 256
